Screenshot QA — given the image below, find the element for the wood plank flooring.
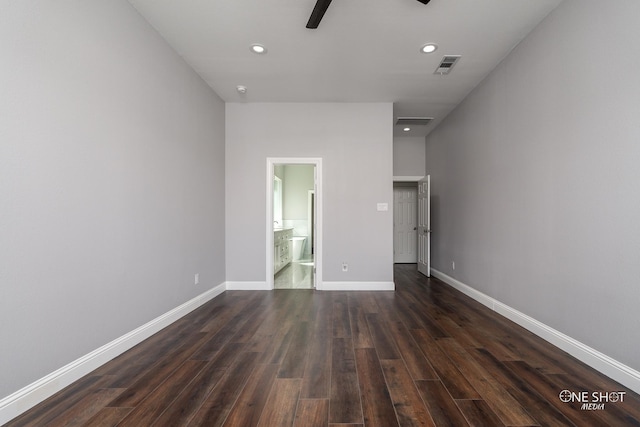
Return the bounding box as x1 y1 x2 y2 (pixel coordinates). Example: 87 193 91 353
6 264 640 426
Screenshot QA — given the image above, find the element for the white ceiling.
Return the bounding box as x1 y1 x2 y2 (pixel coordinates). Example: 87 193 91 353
128 0 563 137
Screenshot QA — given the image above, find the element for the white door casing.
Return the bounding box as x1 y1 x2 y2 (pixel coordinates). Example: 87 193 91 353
417 175 431 277
393 187 418 263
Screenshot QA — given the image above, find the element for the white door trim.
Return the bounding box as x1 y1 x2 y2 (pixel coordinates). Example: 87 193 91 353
266 158 323 290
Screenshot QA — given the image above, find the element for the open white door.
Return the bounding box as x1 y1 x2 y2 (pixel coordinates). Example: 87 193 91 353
417 175 431 277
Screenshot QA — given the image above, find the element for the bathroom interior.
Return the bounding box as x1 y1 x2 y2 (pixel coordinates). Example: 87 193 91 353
273 164 315 289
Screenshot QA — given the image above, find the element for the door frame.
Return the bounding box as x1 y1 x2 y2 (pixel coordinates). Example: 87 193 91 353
393 175 430 276
307 190 315 256
266 158 323 290
393 183 418 263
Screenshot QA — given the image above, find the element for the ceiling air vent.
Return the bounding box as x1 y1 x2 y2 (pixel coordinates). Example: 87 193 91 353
396 117 434 126
434 55 461 75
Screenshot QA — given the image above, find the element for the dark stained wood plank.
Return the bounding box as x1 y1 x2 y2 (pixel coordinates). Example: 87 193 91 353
455 399 506 427
83 407 133 427
470 328 522 362
229 302 270 344
46 388 125 427
415 380 471 427
256 378 301 426
504 360 611 427
187 351 261 426
405 303 450 338
108 332 209 407
380 359 435 427
278 321 312 378
222 363 280 426
333 295 351 338
387 320 438 380
355 347 399 427
330 337 363 424
293 399 329 427
199 300 246 334
349 292 379 314
190 304 259 360
348 303 374 348
437 337 538 426
300 340 332 399
266 322 296 365
432 315 483 348
470 347 577 426
365 313 401 359
300 313 332 399
549 373 640 427
150 363 226 426
410 329 481 399
372 292 402 322
393 299 428 329
115 360 207 426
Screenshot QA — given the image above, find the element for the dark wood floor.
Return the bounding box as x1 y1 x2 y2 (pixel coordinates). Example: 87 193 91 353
7 264 640 426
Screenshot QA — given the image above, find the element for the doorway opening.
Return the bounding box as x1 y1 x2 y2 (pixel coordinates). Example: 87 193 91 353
266 158 322 290
393 182 418 264
393 176 430 277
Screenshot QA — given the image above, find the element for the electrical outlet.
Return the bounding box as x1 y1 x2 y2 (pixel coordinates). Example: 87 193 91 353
452 261 455 271
194 273 200 285
342 262 348 272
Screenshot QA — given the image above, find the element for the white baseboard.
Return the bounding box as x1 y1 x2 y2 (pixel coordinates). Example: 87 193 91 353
225 281 269 290
0 282 226 425
321 281 395 291
430 268 640 394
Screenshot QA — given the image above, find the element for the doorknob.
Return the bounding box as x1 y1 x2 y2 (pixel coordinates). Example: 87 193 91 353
413 227 417 230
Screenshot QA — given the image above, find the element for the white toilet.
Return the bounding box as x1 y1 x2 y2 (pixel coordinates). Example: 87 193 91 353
289 236 307 261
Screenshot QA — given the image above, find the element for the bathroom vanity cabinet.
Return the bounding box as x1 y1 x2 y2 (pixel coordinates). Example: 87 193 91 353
274 228 293 274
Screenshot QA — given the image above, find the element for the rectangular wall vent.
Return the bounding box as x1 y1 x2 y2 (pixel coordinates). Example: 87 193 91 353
434 55 461 75
396 117 434 126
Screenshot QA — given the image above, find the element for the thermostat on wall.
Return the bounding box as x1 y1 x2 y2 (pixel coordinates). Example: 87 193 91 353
377 203 389 211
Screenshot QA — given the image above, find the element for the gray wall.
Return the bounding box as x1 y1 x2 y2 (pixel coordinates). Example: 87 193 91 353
0 1 225 398
226 103 394 283
425 0 640 371
393 137 426 177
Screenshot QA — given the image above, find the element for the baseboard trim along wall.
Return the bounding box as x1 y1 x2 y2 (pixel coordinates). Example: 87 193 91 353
0 282 227 425
225 281 270 291
431 268 640 394
321 281 395 291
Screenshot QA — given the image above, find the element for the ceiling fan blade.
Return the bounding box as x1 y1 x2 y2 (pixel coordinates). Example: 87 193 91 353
306 0 333 29
416 0 431 4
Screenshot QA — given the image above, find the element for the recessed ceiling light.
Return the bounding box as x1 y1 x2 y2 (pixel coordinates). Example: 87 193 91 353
420 43 438 54
403 127 411 132
250 44 267 54
236 85 247 94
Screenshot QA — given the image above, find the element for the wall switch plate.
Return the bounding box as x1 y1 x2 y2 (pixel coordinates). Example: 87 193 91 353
452 261 455 270
194 273 200 285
